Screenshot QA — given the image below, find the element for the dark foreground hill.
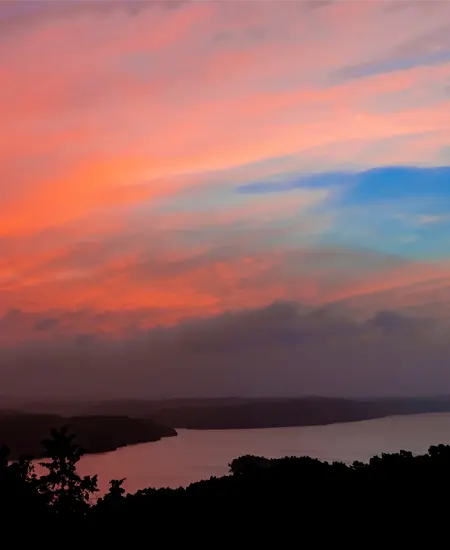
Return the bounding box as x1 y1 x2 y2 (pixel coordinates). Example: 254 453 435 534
1 426 449 537
0 413 176 459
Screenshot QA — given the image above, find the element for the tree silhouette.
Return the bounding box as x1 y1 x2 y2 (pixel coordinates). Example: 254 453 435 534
0 444 45 517
96 478 127 517
229 455 271 475
38 426 98 515
106 478 126 499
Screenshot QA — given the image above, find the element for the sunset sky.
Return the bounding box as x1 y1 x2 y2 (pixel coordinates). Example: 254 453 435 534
1 0 450 398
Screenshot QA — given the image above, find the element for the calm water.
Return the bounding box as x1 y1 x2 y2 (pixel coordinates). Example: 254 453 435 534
34 413 450 496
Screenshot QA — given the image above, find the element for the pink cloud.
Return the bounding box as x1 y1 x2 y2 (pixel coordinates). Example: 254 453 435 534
0 0 449 342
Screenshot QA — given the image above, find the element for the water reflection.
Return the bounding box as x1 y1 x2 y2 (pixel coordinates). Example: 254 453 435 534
33 413 450 496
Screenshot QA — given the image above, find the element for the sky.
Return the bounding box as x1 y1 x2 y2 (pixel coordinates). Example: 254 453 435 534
1 0 450 398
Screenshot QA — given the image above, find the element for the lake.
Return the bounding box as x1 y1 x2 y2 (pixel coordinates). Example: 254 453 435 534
34 413 450 496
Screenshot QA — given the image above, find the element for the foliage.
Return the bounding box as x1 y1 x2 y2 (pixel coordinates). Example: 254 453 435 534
38 426 98 515
2 426 450 533
0 444 45 518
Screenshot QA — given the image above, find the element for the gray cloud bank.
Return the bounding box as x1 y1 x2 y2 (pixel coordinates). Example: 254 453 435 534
1 302 450 399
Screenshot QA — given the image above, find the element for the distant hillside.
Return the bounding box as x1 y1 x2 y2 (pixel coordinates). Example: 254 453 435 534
0 413 177 460
4 395 450 432
366 396 450 416
0 397 248 416
150 397 385 429
86 397 249 417
94 395 450 430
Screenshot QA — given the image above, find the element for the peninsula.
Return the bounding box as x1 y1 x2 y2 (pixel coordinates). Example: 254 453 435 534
0 413 177 460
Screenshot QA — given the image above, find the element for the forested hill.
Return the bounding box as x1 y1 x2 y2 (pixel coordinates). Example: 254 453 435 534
149 396 450 430
151 397 383 429
0 413 176 459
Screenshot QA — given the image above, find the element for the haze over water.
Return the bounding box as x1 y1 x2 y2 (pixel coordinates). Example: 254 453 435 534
32 413 450 496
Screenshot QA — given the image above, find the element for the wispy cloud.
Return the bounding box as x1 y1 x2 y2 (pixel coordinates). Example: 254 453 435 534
335 16 450 81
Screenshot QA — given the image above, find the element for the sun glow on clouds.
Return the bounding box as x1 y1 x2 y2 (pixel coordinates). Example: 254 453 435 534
1 0 450 360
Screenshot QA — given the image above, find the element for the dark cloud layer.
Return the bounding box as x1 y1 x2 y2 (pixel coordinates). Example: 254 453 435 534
1 302 449 399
